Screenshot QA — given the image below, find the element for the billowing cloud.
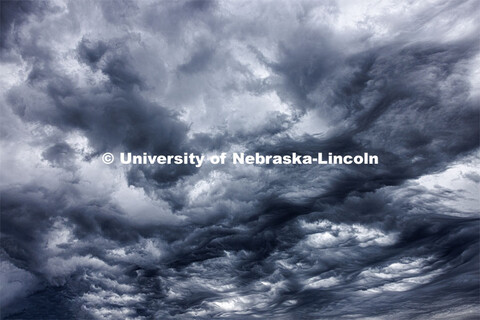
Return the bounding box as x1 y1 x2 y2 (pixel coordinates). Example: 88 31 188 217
0 0 479 319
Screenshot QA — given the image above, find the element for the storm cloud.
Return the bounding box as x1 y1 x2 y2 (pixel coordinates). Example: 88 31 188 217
0 0 479 319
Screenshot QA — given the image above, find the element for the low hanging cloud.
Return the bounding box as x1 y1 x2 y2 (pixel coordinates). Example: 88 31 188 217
0 0 479 319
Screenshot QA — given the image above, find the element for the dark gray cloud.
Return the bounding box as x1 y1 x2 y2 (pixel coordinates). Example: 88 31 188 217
0 0 52 53
0 0 479 319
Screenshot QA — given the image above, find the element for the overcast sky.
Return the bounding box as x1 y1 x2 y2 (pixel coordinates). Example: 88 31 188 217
1 0 479 319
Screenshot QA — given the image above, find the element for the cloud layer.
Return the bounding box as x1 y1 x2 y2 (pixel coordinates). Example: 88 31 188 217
1 0 479 319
